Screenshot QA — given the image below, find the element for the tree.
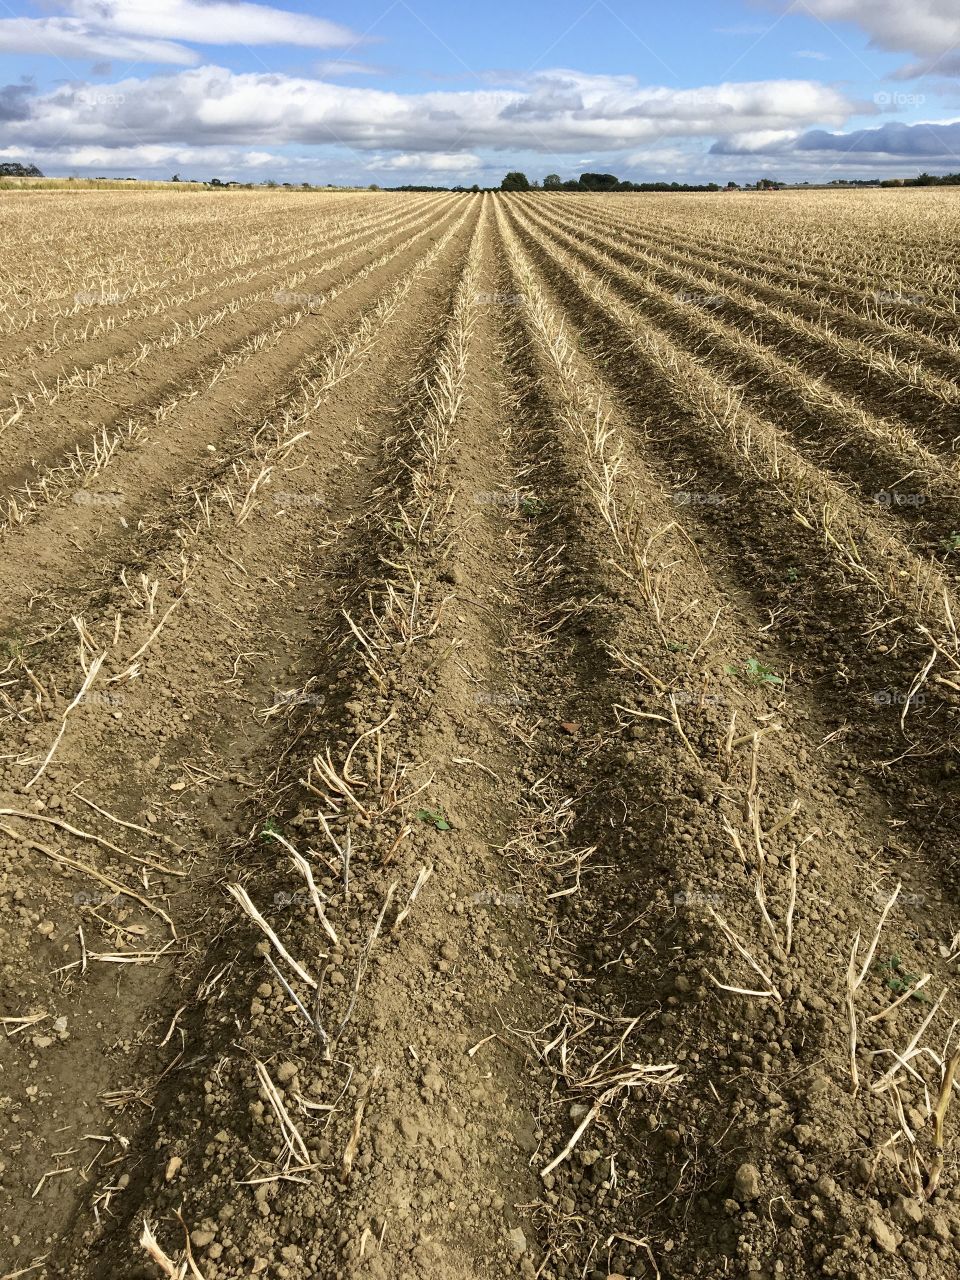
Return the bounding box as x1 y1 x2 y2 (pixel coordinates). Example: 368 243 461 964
0 162 43 177
579 172 619 191
544 173 562 188
171 173 181 182
501 171 530 191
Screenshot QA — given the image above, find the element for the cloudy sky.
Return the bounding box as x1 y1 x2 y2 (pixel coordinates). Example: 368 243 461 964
1 0 959 184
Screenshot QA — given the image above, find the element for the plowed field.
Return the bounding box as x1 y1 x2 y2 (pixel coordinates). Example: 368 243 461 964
1 186 959 1280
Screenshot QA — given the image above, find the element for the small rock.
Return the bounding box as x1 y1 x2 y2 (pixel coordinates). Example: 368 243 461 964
275 1061 298 1085
867 1215 897 1254
734 1162 761 1202
164 1155 182 1182
506 1227 526 1256
891 1195 922 1229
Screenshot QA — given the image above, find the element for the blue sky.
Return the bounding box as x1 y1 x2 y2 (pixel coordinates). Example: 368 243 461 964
1 0 959 184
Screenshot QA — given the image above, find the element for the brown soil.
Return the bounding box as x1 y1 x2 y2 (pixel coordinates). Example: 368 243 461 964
1 187 959 1280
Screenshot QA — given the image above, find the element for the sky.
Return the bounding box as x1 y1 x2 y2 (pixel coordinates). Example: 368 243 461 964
1 0 959 185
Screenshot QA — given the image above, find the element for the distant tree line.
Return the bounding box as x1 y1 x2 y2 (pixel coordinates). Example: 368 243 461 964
0 163 43 177
883 172 960 187
503 170 723 192
502 169 960 194
391 184 480 192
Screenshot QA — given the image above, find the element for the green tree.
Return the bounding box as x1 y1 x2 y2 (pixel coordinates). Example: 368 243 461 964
543 173 562 188
501 171 530 191
579 172 619 191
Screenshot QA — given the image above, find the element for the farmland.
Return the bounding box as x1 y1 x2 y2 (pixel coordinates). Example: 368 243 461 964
0 185 958 1280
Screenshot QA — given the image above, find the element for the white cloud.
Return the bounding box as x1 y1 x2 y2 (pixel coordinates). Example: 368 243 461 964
712 118 960 166
0 1 361 70
0 142 279 170
316 60 387 78
790 1 960 72
368 151 482 171
4 65 852 158
795 50 830 61
0 17 196 65
68 0 359 49
710 128 805 153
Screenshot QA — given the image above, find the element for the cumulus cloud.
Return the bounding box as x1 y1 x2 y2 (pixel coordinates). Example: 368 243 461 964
712 117 960 166
0 141 288 171
2 65 854 160
789 1 960 76
0 0 360 68
0 81 35 122
367 151 483 171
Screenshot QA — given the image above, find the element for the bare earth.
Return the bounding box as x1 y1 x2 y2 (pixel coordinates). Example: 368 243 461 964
0 186 959 1280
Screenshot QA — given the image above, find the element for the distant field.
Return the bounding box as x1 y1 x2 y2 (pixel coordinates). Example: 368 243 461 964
1 186 959 1280
0 176 365 190
0 176 203 190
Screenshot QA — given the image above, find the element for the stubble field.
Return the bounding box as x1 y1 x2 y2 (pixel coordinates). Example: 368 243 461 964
0 185 959 1280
